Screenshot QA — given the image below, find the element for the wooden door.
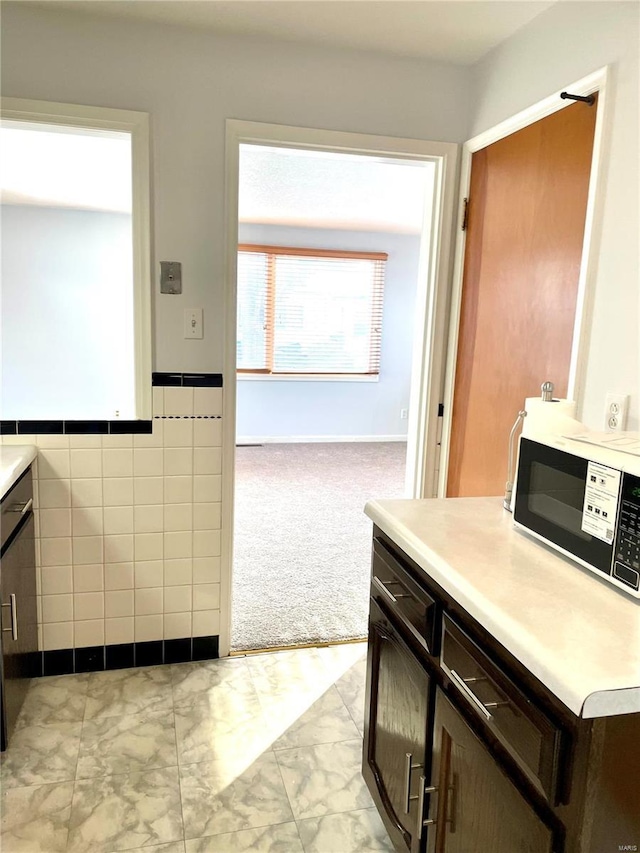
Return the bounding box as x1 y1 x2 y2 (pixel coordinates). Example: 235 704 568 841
364 599 432 852
447 99 597 497
427 690 555 853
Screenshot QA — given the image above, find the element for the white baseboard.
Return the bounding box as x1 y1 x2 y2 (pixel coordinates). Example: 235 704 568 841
236 434 408 444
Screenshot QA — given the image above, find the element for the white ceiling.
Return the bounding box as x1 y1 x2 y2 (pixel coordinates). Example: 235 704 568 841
0 125 429 231
3 1 558 221
239 145 433 233
20 0 556 65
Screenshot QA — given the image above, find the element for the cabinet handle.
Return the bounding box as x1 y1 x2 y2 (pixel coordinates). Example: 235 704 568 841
449 669 493 720
403 752 424 813
372 576 411 604
372 576 397 603
1 593 18 641
417 777 439 840
6 498 33 516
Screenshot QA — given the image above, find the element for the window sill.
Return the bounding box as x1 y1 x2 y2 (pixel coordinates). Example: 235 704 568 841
237 374 379 383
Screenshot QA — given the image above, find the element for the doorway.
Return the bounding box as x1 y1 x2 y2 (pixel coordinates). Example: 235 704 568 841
221 122 459 657
232 145 432 651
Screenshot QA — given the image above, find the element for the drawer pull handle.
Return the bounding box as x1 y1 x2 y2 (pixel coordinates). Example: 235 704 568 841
449 669 493 721
462 676 487 684
372 576 412 604
372 576 397 603
403 752 424 814
483 701 510 710
1 594 18 641
6 498 33 516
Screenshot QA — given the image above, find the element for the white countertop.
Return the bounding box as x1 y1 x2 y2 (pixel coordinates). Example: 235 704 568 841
0 445 37 499
365 497 640 719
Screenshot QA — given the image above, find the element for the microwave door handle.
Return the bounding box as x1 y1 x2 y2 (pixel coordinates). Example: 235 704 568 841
504 410 527 512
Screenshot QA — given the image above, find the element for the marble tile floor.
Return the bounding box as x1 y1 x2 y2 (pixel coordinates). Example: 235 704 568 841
0 642 394 853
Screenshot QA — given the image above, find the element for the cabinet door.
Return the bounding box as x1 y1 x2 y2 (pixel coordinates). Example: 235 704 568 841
427 689 555 853
365 600 431 852
1 514 38 749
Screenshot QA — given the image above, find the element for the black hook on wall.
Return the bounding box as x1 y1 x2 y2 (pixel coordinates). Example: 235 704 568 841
560 91 596 106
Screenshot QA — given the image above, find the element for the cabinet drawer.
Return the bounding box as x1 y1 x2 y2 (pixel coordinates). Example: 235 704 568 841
441 616 563 801
1 469 33 554
372 537 439 655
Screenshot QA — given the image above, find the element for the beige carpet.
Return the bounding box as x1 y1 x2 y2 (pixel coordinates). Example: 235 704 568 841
231 442 407 651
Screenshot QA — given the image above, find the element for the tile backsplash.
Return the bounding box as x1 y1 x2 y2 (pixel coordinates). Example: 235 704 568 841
2 384 222 662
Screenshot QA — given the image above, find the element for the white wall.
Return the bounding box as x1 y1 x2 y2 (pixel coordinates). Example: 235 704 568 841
2 4 635 423
469 1 639 430
1 204 135 420
0 3 471 377
236 224 421 440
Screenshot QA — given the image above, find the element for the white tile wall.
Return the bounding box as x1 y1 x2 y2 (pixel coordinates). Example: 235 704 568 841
2 385 223 651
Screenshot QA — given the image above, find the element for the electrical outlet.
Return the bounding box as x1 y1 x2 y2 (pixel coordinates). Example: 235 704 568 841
400 408 408 420
604 393 629 432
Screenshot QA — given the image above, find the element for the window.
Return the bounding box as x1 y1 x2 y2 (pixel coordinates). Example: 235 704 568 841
237 245 387 376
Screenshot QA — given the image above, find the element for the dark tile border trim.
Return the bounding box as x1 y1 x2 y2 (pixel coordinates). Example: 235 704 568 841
64 421 109 435
110 420 153 434
74 645 106 673
16 420 64 434
135 640 164 668
1 420 154 436
153 372 223 388
1 372 222 435
38 636 219 676
106 643 135 671
42 649 74 677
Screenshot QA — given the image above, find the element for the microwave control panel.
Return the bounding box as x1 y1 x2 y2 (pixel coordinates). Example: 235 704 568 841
613 473 640 590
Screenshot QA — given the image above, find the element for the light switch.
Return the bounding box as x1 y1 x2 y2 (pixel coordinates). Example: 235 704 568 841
184 308 203 339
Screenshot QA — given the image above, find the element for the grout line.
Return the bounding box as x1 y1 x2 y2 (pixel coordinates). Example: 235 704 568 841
272 742 298 826
171 690 188 846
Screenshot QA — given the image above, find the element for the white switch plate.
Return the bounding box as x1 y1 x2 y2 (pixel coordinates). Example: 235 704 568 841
184 308 203 339
604 392 629 432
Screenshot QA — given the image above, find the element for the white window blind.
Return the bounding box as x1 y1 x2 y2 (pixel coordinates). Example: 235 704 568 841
236 245 387 376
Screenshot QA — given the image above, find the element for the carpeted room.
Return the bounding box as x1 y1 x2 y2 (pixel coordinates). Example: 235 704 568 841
232 441 407 651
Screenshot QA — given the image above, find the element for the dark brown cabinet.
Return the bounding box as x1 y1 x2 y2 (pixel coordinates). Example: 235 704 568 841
427 689 554 853
364 598 433 853
1 467 38 750
364 526 640 853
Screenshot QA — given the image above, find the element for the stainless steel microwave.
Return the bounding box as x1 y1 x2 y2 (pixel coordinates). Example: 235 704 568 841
513 434 640 598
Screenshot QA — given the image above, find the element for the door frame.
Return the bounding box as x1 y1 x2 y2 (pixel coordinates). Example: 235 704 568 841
221 120 459 656
437 67 610 498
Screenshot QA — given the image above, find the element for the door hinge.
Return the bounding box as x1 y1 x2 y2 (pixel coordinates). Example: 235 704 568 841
461 198 469 231
438 403 445 418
